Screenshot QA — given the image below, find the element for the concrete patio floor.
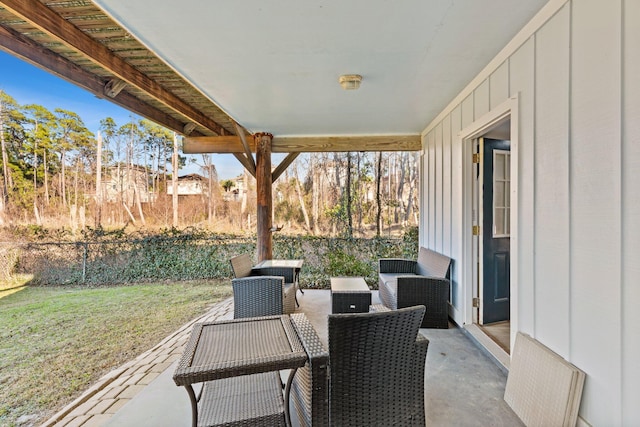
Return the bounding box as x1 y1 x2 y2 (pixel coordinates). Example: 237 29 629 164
43 290 524 427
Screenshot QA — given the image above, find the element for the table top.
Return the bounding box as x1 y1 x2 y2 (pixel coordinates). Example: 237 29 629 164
254 259 304 269
173 315 307 386
330 276 370 293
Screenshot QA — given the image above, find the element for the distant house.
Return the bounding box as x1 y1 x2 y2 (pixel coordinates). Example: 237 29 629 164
102 164 153 204
167 173 210 196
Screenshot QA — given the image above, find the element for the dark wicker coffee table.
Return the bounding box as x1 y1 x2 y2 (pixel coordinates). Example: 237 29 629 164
173 315 308 427
330 276 372 314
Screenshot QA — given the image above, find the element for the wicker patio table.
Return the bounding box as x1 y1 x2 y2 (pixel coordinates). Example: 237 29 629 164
173 315 308 427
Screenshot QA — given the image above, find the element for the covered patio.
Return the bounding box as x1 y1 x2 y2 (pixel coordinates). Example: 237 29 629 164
42 290 522 427
0 2 538 425
3 0 640 425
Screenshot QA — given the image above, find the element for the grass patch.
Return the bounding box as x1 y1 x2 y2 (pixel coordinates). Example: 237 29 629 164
0 280 231 426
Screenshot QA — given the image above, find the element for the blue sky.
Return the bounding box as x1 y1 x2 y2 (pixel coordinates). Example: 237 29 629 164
0 50 246 179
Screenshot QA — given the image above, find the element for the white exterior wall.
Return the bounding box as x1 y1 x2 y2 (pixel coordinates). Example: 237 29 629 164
420 0 639 424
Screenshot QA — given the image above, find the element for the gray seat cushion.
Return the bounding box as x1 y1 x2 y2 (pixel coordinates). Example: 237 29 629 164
380 272 417 286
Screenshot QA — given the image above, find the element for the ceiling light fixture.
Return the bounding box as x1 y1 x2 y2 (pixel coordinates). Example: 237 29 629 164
339 74 362 90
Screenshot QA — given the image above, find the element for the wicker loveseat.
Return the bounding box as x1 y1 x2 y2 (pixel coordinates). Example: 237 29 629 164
230 254 297 317
290 306 429 427
378 247 452 328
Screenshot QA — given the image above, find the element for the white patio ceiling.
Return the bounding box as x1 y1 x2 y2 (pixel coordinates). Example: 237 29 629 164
94 0 548 137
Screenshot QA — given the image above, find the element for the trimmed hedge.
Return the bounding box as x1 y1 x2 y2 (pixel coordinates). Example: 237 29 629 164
9 227 418 288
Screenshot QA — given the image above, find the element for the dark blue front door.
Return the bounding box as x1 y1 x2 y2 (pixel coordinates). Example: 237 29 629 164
482 138 511 324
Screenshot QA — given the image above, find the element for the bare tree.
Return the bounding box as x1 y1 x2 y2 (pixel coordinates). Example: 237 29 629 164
130 126 146 226
404 153 418 224
241 171 248 229
95 131 103 227
0 93 13 203
172 132 179 227
43 150 49 206
133 176 146 226
0 94 8 223
310 154 320 235
376 151 383 237
202 154 215 224
332 152 342 235
293 163 311 231
73 157 79 214
356 152 363 233
394 153 407 223
346 152 353 237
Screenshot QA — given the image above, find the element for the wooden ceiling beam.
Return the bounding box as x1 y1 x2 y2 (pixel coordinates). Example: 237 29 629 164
183 134 421 154
273 135 421 152
0 0 228 136
0 23 202 137
183 135 256 153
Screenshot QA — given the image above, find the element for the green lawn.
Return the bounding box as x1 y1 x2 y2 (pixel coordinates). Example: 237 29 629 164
0 279 232 426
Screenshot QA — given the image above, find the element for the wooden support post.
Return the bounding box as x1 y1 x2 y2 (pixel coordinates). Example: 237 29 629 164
255 133 273 262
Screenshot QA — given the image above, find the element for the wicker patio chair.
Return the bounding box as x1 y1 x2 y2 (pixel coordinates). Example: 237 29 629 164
230 254 254 278
232 276 285 318
230 254 296 314
379 247 452 328
290 305 429 427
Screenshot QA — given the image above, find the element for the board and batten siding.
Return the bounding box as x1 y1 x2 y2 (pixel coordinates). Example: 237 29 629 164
419 0 639 425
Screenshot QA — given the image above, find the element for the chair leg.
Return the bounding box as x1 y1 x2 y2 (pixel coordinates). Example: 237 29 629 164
296 270 304 295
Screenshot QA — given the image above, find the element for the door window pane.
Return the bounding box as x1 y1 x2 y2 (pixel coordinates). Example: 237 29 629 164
494 208 505 235
495 182 505 207
495 154 505 180
493 150 510 237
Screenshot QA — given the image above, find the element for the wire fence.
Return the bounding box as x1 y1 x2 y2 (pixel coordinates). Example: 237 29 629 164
0 231 418 288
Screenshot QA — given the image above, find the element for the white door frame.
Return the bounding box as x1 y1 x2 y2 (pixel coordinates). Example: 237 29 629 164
458 95 519 361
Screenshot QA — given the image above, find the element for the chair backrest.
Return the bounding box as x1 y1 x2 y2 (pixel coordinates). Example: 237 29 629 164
232 276 284 318
230 254 253 278
417 246 452 279
327 306 426 426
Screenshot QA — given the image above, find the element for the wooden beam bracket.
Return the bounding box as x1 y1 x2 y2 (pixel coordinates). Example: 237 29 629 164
104 78 127 98
233 121 256 175
183 122 197 135
272 153 300 182
232 153 256 178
